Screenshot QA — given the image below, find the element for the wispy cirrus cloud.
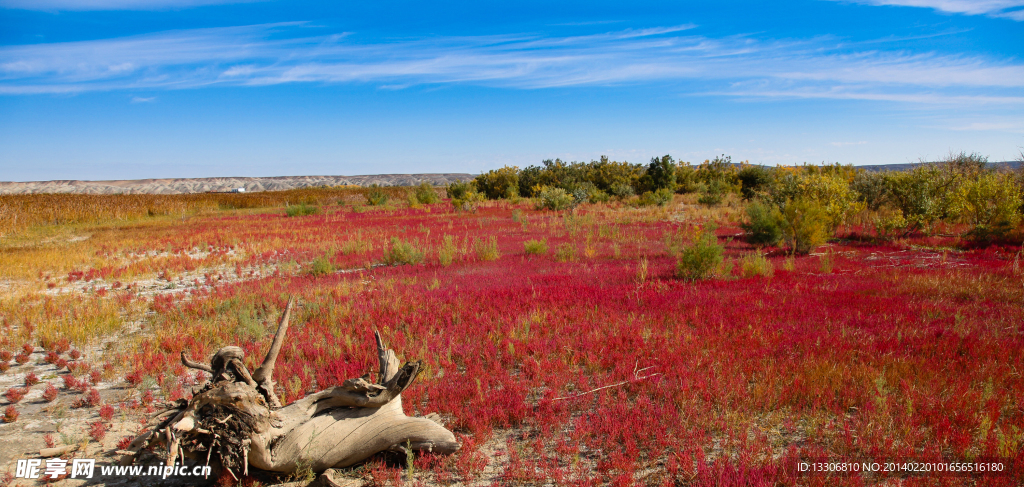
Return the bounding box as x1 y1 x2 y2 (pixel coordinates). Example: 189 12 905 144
949 121 1024 133
828 0 1024 20
0 0 265 11
1 22 1022 107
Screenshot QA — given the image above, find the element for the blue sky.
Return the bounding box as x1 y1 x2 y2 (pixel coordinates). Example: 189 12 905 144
1 0 1022 181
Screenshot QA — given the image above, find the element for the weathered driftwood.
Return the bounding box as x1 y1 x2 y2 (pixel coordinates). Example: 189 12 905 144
120 298 459 475
40 444 80 458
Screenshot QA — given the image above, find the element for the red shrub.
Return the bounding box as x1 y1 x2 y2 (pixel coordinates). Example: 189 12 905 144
44 351 60 364
43 433 56 449
117 436 133 450
24 372 39 387
21 344 33 355
88 421 106 442
3 387 26 404
0 350 12 361
99 404 115 421
125 370 142 386
42 383 59 402
68 349 82 360
0 362 8 373
90 370 102 385
13 353 29 365
67 361 89 375
52 339 70 355
62 374 81 390
86 388 102 407
2 406 17 423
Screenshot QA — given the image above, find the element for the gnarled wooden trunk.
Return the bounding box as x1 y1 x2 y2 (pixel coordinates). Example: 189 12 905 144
120 298 459 478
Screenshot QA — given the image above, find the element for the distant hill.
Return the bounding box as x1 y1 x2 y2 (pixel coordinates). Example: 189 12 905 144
0 174 475 195
1 162 1019 195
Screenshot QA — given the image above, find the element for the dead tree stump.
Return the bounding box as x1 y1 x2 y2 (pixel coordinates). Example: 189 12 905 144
120 298 459 477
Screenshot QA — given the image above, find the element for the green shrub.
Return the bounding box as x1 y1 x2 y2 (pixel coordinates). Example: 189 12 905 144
609 182 635 199
782 256 795 272
474 166 520 200
695 155 740 192
949 171 1022 240
675 163 701 193
341 237 372 255
851 171 889 210
474 236 500 261
637 188 673 207
676 229 724 281
819 249 834 273
638 155 677 193
555 242 577 262
800 172 862 229
780 198 829 255
446 180 482 211
415 182 440 205
742 200 783 247
366 185 389 206
307 254 335 276
517 165 543 198
589 188 611 203
872 208 908 240
285 203 319 217
697 179 730 206
438 235 457 266
406 190 421 208
524 239 548 255
588 155 644 195
740 252 773 278
881 162 959 233
737 165 773 200
570 187 591 205
382 237 424 266
536 187 577 211
446 179 472 200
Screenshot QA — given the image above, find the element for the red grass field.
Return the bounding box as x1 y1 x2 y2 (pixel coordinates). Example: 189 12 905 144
1 192 1022 486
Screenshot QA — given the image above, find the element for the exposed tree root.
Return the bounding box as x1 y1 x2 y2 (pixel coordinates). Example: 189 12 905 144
120 297 459 476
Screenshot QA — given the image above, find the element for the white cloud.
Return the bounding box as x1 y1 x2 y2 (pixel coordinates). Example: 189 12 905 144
0 0 264 11
130 95 155 103
949 121 1024 133
830 0 1024 20
1 22 1022 108
830 141 868 146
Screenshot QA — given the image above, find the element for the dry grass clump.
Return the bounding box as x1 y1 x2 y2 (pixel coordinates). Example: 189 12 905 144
0 186 413 236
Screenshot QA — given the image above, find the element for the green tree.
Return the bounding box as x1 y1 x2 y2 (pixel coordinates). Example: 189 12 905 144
779 197 829 255
639 155 677 193
473 166 520 200
949 171 1022 239
736 165 773 200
